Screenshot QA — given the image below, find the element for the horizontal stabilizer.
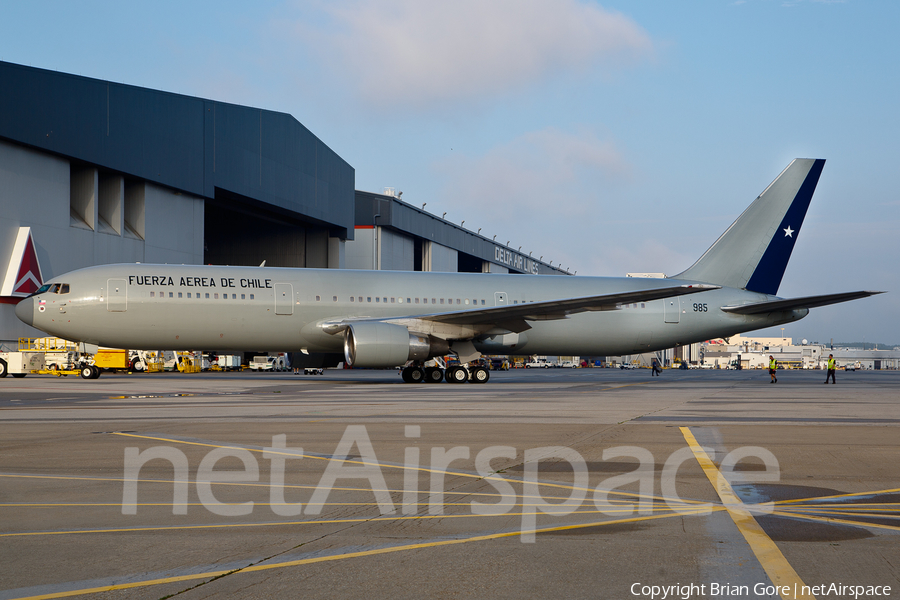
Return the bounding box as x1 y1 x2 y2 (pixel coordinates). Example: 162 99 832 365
720 291 884 315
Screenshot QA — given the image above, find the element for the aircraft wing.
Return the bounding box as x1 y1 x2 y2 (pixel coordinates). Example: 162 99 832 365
321 284 719 336
720 290 884 315
417 284 719 326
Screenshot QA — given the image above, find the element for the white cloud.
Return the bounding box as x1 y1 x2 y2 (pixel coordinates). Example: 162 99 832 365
292 0 652 109
429 127 639 272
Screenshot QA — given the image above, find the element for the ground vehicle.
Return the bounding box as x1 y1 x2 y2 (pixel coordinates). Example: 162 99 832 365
249 355 288 371
619 363 636 369
1 338 100 379
489 358 510 371
558 360 577 368
525 359 552 368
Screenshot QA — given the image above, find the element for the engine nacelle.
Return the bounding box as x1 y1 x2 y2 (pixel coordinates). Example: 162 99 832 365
343 322 449 368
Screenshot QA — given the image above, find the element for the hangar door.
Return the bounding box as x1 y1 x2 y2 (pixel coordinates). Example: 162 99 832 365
107 279 126 312
664 298 680 324
275 284 293 315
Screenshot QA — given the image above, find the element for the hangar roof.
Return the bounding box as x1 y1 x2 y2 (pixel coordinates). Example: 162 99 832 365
0 61 355 238
356 190 568 275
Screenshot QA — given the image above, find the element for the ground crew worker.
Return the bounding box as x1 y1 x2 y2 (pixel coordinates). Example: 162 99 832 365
769 355 777 383
825 354 836 384
651 358 661 376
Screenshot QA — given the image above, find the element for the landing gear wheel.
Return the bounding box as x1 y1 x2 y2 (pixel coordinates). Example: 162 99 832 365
424 367 444 383
80 366 94 379
401 366 418 383
90 365 101 379
407 366 425 383
446 366 468 383
470 366 490 384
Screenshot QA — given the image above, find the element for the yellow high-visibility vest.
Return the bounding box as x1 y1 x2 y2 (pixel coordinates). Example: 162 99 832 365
769 358 776 370
828 358 835 370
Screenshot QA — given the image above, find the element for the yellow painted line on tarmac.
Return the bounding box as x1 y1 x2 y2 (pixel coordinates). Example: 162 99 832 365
5 507 712 600
0 500 660 509
680 427 814 600
770 511 900 532
776 502 900 509
773 510 900 530
111 432 708 506
775 487 900 505
0 504 707 538
775 509 900 522
0 472 689 507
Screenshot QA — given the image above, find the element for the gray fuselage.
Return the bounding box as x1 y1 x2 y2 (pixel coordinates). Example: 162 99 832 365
17 264 806 357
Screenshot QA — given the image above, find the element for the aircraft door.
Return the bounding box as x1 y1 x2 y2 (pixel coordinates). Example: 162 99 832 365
107 279 126 312
664 298 680 323
494 292 507 306
275 283 293 315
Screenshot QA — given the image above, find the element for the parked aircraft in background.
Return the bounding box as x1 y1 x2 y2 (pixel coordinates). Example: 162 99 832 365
14 159 881 383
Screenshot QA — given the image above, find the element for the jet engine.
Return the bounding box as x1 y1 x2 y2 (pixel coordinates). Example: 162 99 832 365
343 322 449 368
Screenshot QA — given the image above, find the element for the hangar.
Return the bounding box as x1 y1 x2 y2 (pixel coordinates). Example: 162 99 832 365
0 61 564 347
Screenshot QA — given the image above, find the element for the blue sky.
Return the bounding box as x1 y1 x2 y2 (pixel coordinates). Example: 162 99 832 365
2 0 897 344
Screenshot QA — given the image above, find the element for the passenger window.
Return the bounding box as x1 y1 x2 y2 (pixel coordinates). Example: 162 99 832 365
415 298 419 304
432 298 436 304
350 296 355 302
367 297 372 302
358 296 363 302
383 297 387 303
316 295 321 301
481 300 485 305
232 294 237 299
150 291 155 298
391 297 395 303
169 292 174 298
214 293 218 299
178 292 183 298
250 294 255 300
406 298 411 303
241 294 245 299
465 299 469 305
205 293 210 299
456 299 460 305
440 299 444 304
187 293 191 298
333 296 338 302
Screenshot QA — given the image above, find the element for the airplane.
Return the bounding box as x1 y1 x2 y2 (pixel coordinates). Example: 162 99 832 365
12 158 882 383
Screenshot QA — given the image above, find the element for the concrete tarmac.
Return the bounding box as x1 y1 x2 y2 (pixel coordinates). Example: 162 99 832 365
0 368 898 599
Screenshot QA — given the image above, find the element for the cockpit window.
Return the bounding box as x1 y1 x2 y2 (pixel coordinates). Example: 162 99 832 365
30 283 69 296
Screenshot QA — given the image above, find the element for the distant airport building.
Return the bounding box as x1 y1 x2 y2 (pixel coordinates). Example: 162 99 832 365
0 61 564 346
349 189 565 275
700 336 900 370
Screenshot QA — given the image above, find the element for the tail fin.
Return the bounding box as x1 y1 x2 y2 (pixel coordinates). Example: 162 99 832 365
674 158 825 295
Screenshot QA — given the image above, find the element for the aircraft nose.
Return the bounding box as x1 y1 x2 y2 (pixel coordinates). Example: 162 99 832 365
15 296 34 326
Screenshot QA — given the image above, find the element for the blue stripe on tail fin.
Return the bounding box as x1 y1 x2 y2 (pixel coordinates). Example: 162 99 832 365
673 159 825 295
744 159 824 294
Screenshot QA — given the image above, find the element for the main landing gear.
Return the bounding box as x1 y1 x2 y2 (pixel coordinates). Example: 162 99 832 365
401 364 490 384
